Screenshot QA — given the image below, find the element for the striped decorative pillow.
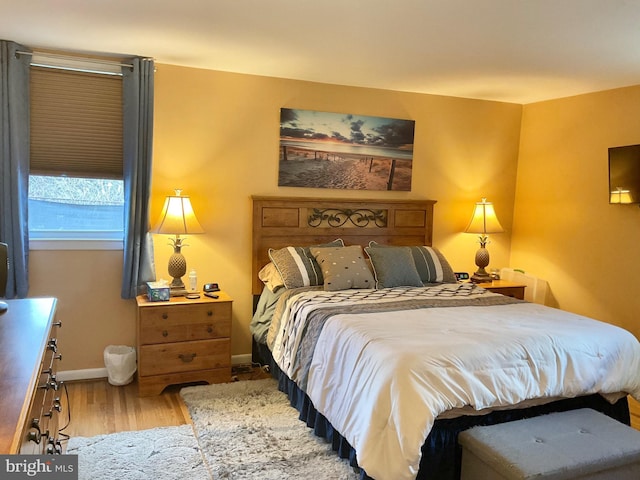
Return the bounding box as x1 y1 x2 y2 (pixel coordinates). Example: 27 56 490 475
268 239 344 289
411 246 457 284
368 242 457 284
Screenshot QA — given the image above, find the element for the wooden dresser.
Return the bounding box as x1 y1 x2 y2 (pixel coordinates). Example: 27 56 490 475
136 292 232 396
0 297 63 454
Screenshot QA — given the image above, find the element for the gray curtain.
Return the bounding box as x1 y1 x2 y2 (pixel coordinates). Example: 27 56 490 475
121 57 156 299
0 40 30 298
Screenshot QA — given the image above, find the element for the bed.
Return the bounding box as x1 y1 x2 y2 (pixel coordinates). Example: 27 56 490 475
249 195 640 480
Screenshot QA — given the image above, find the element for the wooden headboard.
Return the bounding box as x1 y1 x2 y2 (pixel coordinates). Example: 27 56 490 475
252 196 436 295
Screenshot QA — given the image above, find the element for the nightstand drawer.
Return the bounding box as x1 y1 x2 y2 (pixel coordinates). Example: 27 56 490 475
139 302 230 326
139 304 231 344
139 338 230 376
140 308 231 345
489 286 524 299
477 280 526 300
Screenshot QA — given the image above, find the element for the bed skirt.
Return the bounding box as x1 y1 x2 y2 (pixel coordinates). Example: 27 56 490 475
254 342 631 480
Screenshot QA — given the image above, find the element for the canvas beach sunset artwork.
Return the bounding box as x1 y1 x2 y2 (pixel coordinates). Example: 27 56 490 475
278 108 415 191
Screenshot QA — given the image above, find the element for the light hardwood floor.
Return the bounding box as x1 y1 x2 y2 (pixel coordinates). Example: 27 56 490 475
59 367 270 441
59 379 190 439
630 396 640 430
58 377 640 449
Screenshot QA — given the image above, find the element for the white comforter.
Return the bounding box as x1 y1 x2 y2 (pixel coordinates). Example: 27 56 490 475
272 287 640 480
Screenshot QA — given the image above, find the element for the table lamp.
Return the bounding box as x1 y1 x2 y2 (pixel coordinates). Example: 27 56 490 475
465 198 504 283
151 190 204 296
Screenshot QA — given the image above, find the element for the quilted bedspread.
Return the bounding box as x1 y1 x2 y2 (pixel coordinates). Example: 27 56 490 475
268 284 640 480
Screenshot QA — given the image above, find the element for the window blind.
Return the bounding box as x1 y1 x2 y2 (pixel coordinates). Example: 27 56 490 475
30 66 123 178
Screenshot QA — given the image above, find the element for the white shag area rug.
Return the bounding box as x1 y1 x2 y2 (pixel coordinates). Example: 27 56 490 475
180 378 359 479
66 424 212 480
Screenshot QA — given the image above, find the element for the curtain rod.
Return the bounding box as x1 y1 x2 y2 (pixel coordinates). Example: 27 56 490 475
15 50 139 69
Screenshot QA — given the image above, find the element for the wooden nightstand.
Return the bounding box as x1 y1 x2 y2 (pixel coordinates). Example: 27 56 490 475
476 280 526 300
136 292 232 396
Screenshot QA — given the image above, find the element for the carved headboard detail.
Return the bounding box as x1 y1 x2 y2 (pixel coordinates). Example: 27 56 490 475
251 196 436 295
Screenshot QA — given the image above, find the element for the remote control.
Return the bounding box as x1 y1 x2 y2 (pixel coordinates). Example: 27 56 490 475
204 292 219 299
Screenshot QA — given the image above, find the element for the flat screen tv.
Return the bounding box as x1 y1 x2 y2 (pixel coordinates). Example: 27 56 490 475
608 144 640 204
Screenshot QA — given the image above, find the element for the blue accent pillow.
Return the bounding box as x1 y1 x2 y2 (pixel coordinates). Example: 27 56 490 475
364 245 423 288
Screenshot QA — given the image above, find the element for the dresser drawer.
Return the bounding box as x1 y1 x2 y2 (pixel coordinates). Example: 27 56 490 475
17 307 63 455
139 338 230 376
139 302 231 344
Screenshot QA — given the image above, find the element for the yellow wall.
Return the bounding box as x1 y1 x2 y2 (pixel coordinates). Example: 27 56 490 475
513 85 640 339
29 250 137 371
30 64 522 372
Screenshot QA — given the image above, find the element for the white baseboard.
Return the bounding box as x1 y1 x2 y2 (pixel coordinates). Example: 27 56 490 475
231 353 253 366
58 354 253 382
57 367 108 382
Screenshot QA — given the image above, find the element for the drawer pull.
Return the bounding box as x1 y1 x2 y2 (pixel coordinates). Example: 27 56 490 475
39 378 59 391
44 399 62 417
162 313 168 320
28 429 42 444
179 353 197 363
162 330 169 337
207 310 213 317
207 326 213 334
45 438 62 455
28 419 41 444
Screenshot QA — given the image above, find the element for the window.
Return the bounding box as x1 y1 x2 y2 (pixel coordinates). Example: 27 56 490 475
28 175 124 240
28 56 125 249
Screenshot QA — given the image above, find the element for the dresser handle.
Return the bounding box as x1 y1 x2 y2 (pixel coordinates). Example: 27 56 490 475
53 439 63 455
207 326 213 334
28 428 42 444
162 313 168 319
207 310 213 316
28 419 42 444
179 353 196 363
39 378 59 391
162 330 169 337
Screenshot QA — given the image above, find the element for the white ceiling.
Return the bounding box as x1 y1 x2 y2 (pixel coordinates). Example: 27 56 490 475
3 0 640 104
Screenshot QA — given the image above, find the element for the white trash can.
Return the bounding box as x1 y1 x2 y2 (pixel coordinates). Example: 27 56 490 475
103 345 137 386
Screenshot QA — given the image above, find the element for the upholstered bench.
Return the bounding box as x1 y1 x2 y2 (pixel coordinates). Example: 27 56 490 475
458 408 640 479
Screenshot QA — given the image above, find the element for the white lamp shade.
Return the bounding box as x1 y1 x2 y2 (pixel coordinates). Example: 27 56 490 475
465 198 504 234
151 193 204 235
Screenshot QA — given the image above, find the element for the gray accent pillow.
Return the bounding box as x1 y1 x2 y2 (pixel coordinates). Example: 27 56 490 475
310 246 375 291
268 239 344 289
368 242 457 284
364 246 423 288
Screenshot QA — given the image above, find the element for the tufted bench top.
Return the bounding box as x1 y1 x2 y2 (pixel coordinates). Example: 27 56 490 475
458 408 640 480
